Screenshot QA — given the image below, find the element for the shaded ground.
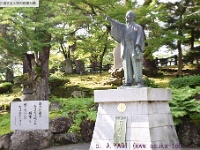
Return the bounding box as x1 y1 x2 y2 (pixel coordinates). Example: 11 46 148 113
43 143 90 150
43 143 200 150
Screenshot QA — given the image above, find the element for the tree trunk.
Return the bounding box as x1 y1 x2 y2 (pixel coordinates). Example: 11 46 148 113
191 28 194 49
177 40 183 76
176 0 190 76
35 43 51 100
5 67 14 83
99 43 107 73
21 53 36 100
99 29 110 73
22 34 51 100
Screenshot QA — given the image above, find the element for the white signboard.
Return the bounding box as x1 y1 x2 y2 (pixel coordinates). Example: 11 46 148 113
0 0 39 7
11 101 49 130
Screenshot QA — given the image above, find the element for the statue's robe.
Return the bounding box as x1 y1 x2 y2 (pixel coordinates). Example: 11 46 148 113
110 19 145 84
110 19 145 59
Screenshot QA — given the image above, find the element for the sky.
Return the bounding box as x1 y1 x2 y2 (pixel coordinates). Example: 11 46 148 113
135 0 182 5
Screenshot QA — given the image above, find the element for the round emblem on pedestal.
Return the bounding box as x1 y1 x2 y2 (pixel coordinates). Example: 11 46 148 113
117 103 126 113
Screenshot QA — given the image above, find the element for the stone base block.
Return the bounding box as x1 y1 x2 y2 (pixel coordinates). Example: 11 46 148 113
90 88 181 150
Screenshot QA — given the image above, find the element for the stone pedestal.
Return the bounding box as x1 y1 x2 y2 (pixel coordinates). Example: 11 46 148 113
90 87 181 150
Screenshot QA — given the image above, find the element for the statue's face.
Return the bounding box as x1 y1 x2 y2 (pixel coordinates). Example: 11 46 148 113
126 12 134 23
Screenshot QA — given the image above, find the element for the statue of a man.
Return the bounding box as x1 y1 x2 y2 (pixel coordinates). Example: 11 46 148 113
106 10 145 86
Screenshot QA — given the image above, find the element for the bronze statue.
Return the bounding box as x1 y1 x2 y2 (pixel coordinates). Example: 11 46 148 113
106 11 145 86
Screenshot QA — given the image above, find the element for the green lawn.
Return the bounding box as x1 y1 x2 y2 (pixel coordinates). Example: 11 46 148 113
0 113 11 136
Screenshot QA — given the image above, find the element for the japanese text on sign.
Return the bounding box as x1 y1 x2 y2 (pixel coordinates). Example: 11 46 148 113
113 116 127 146
0 0 39 7
11 101 49 130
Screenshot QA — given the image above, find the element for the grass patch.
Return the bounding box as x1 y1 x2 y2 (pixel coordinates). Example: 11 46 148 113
67 72 112 89
0 113 11 136
50 72 115 98
149 76 175 88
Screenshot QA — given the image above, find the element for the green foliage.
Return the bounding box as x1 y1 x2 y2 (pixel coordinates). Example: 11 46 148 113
49 71 73 97
49 76 70 87
0 113 11 136
169 75 200 88
0 0 199 78
170 86 200 125
183 47 200 64
49 71 70 87
0 82 12 94
35 66 42 77
50 97 97 133
143 77 158 88
49 54 64 73
14 73 29 84
169 74 200 125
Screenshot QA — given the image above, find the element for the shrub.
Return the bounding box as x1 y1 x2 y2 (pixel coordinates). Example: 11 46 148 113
49 72 72 98
170 86 200 125
0 82 12 94
49 97 97 133
169 75 200 88
49 76 70 87
49 71 70 87
143 77 158 88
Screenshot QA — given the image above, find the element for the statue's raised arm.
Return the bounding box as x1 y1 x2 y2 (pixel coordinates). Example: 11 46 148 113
106 10 145 87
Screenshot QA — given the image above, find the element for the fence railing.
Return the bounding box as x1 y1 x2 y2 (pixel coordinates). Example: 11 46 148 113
85 56 178 73
86 64 112 73
155 55 178 66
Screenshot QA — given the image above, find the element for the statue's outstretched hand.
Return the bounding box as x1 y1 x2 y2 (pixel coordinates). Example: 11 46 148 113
105 15 112 21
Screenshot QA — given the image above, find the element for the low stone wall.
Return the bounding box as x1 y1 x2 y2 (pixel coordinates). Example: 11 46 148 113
0 116 94 150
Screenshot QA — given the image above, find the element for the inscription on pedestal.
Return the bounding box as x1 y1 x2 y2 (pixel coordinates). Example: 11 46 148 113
114 116 127 146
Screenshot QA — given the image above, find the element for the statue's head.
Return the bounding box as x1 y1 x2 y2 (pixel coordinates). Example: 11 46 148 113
125 10 135 23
